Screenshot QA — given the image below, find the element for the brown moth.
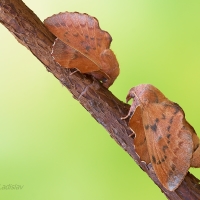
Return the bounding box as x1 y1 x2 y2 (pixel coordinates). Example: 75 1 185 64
44 12 119 88
123 84 200 191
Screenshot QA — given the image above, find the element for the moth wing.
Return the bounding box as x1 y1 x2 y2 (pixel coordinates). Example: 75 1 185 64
190 127 200 167
129 106 150 164
44 12 112 72
142 102 193 191
52 38 102 73
191 146 200 167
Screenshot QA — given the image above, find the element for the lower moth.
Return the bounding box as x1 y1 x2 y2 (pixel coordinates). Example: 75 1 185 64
123 84 200 191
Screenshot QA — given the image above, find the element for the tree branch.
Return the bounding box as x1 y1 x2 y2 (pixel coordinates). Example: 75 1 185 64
0 0 200 199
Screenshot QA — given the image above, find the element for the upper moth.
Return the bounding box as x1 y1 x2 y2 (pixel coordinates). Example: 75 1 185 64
44 12 119 88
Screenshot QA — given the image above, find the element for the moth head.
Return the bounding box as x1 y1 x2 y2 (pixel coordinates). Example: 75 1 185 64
126 92 135 103
127 84 166 105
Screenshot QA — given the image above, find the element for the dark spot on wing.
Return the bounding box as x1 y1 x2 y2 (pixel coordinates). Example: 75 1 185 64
171 164 176 171
169 117 174 124
157 160 161 165
145 125 149 130
182 125 186 130
64 38 70 43
155 118 159 123
157 155 167 165
73 33 79 37
64 31 68 35
167 126 171 132
158 136 162 141
150 124 157 132
161 114 166 120
85 45 91 51
167 134 171 139
162 145 168 153
152 155 156 164
85 35 89 39
167 140 170 144
173 102 182 114
161 157 166 162
72 52 78 60
90 37 95 40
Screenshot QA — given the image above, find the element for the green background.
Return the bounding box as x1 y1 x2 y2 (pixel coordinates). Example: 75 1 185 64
1 0 200 199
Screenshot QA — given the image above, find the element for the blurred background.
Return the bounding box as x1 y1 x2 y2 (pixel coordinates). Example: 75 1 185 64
0 0 200 199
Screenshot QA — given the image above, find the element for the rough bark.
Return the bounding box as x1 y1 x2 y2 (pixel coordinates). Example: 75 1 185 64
0 0 200 199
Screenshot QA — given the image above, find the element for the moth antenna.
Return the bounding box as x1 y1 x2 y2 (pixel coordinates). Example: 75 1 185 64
126 94 135 103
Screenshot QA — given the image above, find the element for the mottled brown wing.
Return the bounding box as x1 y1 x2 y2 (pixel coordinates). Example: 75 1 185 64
44 12 120 88
128 106 150 164
44 12 112 72
142 102 193 191
191 127 200 167
52 38 105 73
191 146 200 167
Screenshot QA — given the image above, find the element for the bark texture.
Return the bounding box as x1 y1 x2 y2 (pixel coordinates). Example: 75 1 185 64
0 0 200 199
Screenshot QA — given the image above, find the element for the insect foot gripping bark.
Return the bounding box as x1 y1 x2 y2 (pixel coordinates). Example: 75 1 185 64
44 11 119 88
122 84 200 191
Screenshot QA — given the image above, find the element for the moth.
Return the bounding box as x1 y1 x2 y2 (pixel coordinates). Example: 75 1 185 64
123 84 200 191
44 12 119 88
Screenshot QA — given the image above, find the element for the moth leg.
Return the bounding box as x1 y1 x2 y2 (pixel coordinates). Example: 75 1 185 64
69 69 79 75
128 132 135 138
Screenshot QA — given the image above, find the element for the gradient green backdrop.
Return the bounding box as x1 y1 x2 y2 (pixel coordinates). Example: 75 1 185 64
1 0 200 199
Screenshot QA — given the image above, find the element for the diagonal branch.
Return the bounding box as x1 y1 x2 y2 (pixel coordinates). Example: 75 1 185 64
0 0 200 199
